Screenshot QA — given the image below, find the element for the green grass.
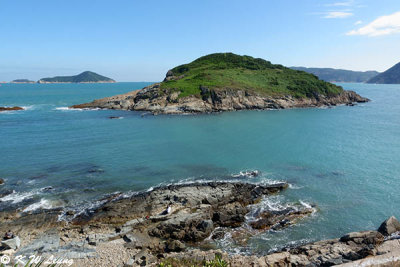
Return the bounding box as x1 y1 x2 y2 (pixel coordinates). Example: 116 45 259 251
159 254 228 267
160 53 343 99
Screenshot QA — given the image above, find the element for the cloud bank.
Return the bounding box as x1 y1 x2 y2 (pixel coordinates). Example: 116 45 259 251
347 11 400 36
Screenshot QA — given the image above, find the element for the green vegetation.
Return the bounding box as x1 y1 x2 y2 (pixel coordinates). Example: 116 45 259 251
367 62 400 84
159 254 228 267
11 79 35 83
38 71 115 83
160 53 344 99
291 67 379 83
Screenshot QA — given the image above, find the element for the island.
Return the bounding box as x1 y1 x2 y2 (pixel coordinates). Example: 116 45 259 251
10 79 35 84
37 71 115 84
72 53 369 114
290 67 379 83
367 62 400 84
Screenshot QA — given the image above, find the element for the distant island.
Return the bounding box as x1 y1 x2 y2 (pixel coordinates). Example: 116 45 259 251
37 71 115 83
72 53 368 114
11 79 35 84
367 62 400 84
290 67 379 83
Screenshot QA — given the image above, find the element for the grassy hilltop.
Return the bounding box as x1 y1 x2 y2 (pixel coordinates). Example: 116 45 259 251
161 53 343 98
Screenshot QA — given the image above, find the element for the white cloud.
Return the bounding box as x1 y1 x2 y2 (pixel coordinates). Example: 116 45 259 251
327 1 354 7
323 11 354 19
347 11 400 36
354 20 362 25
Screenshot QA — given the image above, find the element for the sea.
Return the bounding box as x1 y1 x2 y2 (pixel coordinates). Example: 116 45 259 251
0 82 399 254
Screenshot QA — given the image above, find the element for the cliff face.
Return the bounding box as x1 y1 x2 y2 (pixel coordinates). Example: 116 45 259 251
72 82 369 114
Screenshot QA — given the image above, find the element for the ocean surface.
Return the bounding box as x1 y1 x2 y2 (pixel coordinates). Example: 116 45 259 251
1 82 399 254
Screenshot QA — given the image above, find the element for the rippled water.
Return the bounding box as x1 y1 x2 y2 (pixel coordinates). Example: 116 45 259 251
1 82 399 254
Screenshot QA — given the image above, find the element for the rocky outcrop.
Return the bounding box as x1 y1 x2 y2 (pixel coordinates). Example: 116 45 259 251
71 82 369 114
1 182 399 267
0 106 24 112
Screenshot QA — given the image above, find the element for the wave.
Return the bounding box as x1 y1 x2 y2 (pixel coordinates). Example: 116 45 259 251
23 198 53 212
54 106 101 111
0 190 36 204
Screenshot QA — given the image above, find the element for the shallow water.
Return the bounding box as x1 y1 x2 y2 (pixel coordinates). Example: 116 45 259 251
1 82 399 254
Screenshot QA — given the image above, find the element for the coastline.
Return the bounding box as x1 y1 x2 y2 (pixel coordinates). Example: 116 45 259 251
71 82 369 115
1 181 399 266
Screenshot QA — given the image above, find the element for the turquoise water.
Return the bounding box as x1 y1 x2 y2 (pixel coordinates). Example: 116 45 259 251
1 82 399 254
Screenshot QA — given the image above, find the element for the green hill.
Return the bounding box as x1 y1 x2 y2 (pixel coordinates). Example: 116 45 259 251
38 71 115 83
367 62 400 84
291 67 379 83
161 53 343 99
72 53 368 114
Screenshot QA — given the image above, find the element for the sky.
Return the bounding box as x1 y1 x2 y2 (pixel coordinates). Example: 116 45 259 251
1 0 400 82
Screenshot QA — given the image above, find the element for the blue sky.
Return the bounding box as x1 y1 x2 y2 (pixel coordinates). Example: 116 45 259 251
1 0 400 81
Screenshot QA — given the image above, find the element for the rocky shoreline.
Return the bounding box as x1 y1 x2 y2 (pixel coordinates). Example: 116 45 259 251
0 181 399 266
71 82 369 114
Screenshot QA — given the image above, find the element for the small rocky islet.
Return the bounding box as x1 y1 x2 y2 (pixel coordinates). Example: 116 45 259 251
72 53 369 114
0 181 399 266
0 106 24 112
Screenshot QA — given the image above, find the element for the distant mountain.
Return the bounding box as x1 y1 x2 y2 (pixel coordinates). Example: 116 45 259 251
367 62 400 84
38 71 115 83
11 79 35 83
290 67 379 83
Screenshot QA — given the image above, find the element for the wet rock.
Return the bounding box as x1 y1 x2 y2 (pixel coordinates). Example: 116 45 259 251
378 216 400 236
109 116 121 119
211 228 226 240
1 236 20 249
250 207 314 230
0 178 4 185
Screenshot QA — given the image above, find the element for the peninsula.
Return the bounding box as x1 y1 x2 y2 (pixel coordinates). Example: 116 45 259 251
290 67 379 83
72 53 369 114
38 71 115 84
367 62 400 84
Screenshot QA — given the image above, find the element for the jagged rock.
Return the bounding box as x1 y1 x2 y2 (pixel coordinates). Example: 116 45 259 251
378 216 400 236
250 207 314 230
1 236 20 249
0 178 4 185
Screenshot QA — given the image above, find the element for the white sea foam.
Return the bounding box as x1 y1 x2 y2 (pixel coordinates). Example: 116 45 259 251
23 198 53 212
54 106 101 111
0 190 36 204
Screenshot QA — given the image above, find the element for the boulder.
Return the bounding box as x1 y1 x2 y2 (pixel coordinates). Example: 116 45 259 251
378 216 400 236
1 236 21 250
0 178 4 185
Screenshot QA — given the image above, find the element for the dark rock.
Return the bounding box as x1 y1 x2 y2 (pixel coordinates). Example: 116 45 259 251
109 116 121 119
0 106 24 112
212 205 248 227
0 178 4 185
378 216 400 236
250 207 314 230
